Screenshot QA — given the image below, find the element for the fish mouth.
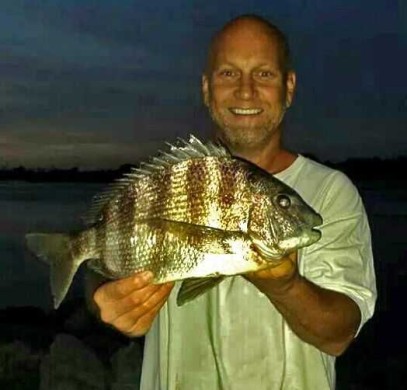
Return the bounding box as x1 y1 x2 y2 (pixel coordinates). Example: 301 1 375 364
264 215 322 256
313 212 323 227
309 227 322 241
302 214 322 244
303 211 323 241
228 107 263 116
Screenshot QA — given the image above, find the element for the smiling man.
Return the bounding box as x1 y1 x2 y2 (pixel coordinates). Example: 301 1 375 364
90 15 376 389
202 18 295 172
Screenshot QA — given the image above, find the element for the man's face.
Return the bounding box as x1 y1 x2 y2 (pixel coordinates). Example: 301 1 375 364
202 22 296 154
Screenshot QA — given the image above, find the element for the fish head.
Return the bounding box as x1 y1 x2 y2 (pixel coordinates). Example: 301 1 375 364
245 164 323 260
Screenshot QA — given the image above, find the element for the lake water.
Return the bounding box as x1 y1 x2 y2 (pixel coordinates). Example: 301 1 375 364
0 181 105 309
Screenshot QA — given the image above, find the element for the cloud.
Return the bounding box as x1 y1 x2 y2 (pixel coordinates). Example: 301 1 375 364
285 115 407 162
0 1 205 127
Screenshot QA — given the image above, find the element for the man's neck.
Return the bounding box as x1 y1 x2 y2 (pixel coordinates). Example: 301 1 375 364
234 144 297 174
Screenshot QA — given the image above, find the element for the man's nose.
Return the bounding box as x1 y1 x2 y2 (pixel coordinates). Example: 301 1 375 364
235 75 256 100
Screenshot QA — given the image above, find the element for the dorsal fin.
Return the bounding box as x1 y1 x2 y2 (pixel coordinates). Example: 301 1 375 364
82 135 230 226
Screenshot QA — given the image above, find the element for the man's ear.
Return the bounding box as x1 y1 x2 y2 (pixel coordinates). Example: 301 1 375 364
285 71 296 108
202 74 210 107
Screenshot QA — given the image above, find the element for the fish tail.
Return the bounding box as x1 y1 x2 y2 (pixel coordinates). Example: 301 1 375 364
25 233 84 309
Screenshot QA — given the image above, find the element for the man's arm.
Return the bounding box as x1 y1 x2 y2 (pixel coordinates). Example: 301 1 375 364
245 252 361 357
245 169 376 356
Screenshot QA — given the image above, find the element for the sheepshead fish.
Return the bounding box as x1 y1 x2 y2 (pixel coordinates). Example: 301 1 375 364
26 135 322 308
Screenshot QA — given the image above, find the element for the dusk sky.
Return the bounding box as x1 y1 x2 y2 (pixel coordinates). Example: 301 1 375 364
0 0 406 169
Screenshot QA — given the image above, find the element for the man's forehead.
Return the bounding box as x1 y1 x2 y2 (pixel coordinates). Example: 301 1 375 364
214 19 278 49
209 22 280 65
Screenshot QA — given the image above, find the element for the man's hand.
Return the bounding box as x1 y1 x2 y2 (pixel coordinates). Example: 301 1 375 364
93 271 174 337
244 251 299 296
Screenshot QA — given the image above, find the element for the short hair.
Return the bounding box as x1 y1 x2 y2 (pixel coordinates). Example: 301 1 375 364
206 14 292 78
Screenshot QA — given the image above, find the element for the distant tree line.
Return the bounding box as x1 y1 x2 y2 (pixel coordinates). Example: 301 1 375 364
326 156 407 181
0 157 406 182
296 155 406 182
0 164 135 183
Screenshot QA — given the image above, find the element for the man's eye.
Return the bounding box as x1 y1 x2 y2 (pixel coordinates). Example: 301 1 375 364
220 70 235 77
258 71 274 78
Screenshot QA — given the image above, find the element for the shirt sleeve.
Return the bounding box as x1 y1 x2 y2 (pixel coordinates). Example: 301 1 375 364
300 171 377 336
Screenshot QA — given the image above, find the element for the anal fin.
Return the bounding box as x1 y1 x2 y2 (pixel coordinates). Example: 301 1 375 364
177 276 225 306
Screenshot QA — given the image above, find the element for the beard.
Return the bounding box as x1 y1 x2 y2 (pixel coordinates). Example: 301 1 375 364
208 105 286 155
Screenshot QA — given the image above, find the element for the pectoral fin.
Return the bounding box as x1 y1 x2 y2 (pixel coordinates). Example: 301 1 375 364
139 218 243 254
177 276 225 306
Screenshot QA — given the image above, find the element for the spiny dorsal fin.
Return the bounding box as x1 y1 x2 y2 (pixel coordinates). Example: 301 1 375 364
82 134 230 226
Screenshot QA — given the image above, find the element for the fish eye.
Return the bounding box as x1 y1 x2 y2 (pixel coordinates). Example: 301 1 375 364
276 194 291 209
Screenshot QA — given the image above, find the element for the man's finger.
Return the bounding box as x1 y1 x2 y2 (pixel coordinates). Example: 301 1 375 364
123 282 174 318
95 271 154 302
126 287 174 337
111 283 175 334
98 283 163 323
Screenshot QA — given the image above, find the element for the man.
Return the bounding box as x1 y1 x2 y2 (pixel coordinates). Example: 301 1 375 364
90 15 376 389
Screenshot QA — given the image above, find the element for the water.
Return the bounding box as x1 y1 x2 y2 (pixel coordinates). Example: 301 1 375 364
0 181 105 309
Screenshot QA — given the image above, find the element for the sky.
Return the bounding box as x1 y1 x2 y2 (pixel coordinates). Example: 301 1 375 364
0 0 406 169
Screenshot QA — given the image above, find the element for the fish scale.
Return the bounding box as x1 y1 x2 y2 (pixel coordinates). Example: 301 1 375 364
25 135 323 308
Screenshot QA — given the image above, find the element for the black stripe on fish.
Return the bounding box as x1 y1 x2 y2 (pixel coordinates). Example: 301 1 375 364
185 158 205 225
83 136 229 226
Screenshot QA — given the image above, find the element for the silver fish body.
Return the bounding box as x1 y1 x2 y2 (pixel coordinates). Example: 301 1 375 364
26 135 322 308
86 219 269 281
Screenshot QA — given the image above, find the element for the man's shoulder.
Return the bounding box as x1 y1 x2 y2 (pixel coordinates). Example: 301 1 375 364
295 155 351 185
299 155 340 175
287 156 358 205
298 156 365 216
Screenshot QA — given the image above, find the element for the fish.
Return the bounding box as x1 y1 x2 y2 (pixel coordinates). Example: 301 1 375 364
25 135 323 308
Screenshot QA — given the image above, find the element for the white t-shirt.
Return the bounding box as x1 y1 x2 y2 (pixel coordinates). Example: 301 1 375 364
140 155 377 390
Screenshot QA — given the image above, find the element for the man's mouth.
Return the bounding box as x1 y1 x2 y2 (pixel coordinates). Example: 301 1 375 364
229 108 263 116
